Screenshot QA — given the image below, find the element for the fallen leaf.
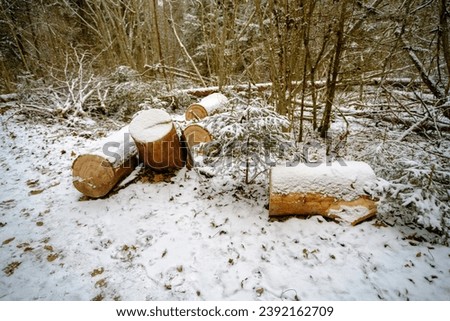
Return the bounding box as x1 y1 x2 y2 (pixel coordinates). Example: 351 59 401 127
26 179 39 187
2 237 15 245
256 287 264 296
95 278 107 288
47 253 58 262
92 294 104 301
3 261 21 276
91 267 105 277
29 189 44 196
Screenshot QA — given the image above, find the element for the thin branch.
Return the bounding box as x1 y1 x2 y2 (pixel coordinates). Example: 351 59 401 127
167 2 206 87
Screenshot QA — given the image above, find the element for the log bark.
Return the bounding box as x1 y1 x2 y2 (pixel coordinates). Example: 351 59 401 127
185 93 229 120
129 109 184 170
320 0 347 138
72 125 138 198
181 124 212 169
269 161 378 225
269 193 377 226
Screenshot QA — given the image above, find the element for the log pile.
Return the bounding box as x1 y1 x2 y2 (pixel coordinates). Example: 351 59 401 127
72 93 221 198
269 161 378 225
71 92 380 229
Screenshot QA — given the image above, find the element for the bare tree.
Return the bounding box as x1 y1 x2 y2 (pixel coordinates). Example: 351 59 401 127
320 0 349 138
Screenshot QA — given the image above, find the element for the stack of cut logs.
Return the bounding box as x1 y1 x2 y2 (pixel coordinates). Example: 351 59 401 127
72 92 378 225
72 93 228 198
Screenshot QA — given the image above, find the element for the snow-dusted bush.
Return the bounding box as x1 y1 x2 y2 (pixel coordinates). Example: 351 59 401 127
198 98 296 183
111 66 141 83
105 79 156 120
366 140 450 244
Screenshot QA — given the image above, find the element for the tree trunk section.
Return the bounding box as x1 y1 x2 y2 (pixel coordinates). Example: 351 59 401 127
185 93 229 121
72 126 138 198
129 109 184 170
269 161 378 225
181 124 212 169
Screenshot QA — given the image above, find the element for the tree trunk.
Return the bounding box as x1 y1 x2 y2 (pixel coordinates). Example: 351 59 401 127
72 126 138 198
152 0 170 90
320 0 348 138
185 93 229 120
129 109 184 170
181 124 212 169
269 161 378 225
440 0 450 95
182 124 212 147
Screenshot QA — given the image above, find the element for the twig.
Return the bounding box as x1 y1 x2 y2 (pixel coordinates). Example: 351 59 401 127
396 114 429 142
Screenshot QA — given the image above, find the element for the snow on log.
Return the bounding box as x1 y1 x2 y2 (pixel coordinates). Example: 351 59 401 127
72 126 138 198
181 124 212 169
185 93 229 121
269 161 378 225
129 109 184 170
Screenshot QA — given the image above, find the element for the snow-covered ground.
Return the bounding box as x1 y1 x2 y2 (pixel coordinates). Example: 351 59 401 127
0 110 449 301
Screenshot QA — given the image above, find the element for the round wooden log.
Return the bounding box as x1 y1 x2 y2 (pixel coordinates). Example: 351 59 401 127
182 124 212 148
269 161 378 225
72 126 138 198
185 92 229 121
181 124 212 169
129 109 184 170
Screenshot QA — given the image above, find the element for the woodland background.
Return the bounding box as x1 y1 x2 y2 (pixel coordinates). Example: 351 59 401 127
1 0 449 134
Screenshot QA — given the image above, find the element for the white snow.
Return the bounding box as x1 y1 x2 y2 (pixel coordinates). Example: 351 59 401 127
271 161 377 201
79 125 137 167
0 113 449 301
328 205 372 224
198 93 229 114
129 109 173 143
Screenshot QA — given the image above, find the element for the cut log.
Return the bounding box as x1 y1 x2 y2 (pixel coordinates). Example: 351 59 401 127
72 126 138 198
269 161 378 225
181 124 212 169
129 109 184 170
182 124 212 148
185 93 229 121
